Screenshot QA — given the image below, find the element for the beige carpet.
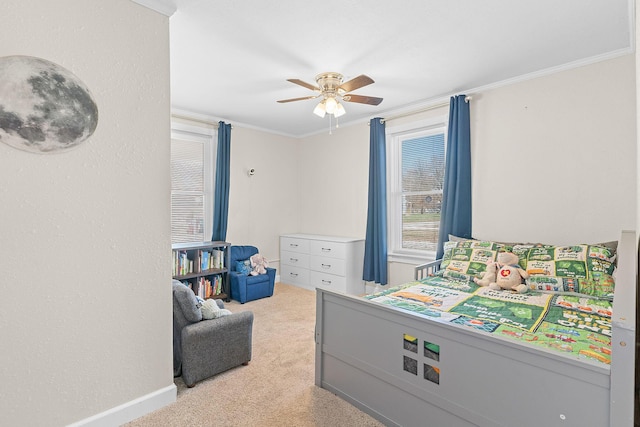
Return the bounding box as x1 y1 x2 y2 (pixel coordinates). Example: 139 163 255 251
126 283 384 427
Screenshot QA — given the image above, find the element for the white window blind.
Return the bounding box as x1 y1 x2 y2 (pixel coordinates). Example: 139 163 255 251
387 117 447 263
400 133 445 251
170 121 215 244
171 138 205 243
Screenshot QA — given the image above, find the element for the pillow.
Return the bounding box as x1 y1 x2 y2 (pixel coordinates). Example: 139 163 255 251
447 234 474 242
235 259 252 275
595 240 618 254
201 299 232 319
449 234 535 248
516 243 617 298
441 239 511 280
519 244 616 276
526 274 615 299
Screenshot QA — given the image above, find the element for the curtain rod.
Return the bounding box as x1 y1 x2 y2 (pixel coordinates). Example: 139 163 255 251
376 96 472 124
171 113 233 129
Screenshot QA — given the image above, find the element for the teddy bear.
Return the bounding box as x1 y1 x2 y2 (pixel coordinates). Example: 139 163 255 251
249 253 269 276
473 261 497 287
489 251 528 293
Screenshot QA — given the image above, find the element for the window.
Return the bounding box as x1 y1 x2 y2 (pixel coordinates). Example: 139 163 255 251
170 122 215 244
387 117 447 263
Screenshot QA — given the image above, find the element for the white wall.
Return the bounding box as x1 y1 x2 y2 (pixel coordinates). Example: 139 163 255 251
297 54 636 285
225 126 300 269
298 123 370 238
472 54 636 245
0 1 173 425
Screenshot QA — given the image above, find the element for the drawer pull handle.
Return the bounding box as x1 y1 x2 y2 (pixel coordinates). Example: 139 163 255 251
322 280 332 285
321 248 332 252
321 263 331 269
290 258 298 262
290 244 298 248
289 272 298 277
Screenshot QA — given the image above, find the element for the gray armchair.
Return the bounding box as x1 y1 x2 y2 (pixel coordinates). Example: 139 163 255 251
172 280 253 387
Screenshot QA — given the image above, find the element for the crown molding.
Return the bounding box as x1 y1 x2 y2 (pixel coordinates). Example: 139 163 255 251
131 0 177 17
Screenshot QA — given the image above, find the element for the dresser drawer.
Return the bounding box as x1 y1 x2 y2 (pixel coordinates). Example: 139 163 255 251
309 256 346 276
280 250 310 268
280 265 309 286
309 240 346 259
281 237 309 254
310 270 346 292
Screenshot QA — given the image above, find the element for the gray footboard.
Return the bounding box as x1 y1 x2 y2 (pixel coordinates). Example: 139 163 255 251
315 230 636 427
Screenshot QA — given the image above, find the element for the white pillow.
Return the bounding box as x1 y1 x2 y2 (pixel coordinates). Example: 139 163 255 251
201 299 232 319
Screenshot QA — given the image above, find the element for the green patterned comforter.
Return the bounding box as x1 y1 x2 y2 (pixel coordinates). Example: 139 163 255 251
366 275 613 365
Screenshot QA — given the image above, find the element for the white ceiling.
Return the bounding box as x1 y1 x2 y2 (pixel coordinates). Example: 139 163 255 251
168 0 633 137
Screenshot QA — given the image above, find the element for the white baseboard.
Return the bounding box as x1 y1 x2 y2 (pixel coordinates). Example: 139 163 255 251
67 383 176 427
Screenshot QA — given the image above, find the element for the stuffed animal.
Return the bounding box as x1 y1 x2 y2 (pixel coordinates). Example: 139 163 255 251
250 253 269 276
473 261 497 287
201 299 232 319
489 252 528 293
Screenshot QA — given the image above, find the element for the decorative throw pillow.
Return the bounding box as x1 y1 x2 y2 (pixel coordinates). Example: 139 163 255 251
235 259 252 275
441 239 511 280
201 299 232 319
515 243 617 298
447 234 474 242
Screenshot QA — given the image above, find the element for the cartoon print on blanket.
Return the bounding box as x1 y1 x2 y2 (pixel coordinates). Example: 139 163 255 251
494 298 612 364
448 287 552 331
366 276 613 365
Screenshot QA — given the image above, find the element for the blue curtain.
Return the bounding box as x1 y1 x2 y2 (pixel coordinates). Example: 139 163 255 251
362 118 388 285
212 121 231 242
436 95 472 259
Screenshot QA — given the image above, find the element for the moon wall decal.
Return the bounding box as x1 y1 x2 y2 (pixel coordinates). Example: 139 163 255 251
0 55 99 154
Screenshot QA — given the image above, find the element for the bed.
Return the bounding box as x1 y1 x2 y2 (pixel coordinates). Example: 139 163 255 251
315 230 636 427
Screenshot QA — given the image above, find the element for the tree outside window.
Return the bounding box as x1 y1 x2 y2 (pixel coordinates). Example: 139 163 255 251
388 117 447 262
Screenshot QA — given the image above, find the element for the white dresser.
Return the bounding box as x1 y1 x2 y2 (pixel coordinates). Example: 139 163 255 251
280 234 365 295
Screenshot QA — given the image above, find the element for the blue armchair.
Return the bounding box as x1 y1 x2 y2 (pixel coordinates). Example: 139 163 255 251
229 245 276 303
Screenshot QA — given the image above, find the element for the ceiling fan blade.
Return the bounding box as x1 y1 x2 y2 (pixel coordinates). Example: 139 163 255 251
277 95 319 103
338 74 374 93
287 78 320 92
342 94 383 106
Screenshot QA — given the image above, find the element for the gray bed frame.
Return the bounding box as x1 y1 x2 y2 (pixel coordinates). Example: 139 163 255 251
315 230 636 427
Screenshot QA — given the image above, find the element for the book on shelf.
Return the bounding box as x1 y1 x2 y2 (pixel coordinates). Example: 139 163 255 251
199 277 212 299
172 251 180 276
192 277 207 299
173 250 192 276
214 274 223 295
211 249 224 269
200 250 211 271
180 276 224 299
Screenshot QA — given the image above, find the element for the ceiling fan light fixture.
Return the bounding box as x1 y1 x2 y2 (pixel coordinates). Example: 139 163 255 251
325 96 338 114
313 100 326 118
278 72 382 130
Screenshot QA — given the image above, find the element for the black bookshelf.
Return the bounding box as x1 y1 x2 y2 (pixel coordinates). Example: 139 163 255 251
172 241 231 302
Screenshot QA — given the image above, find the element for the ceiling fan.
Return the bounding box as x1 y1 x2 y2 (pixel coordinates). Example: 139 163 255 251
277 72 383 118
